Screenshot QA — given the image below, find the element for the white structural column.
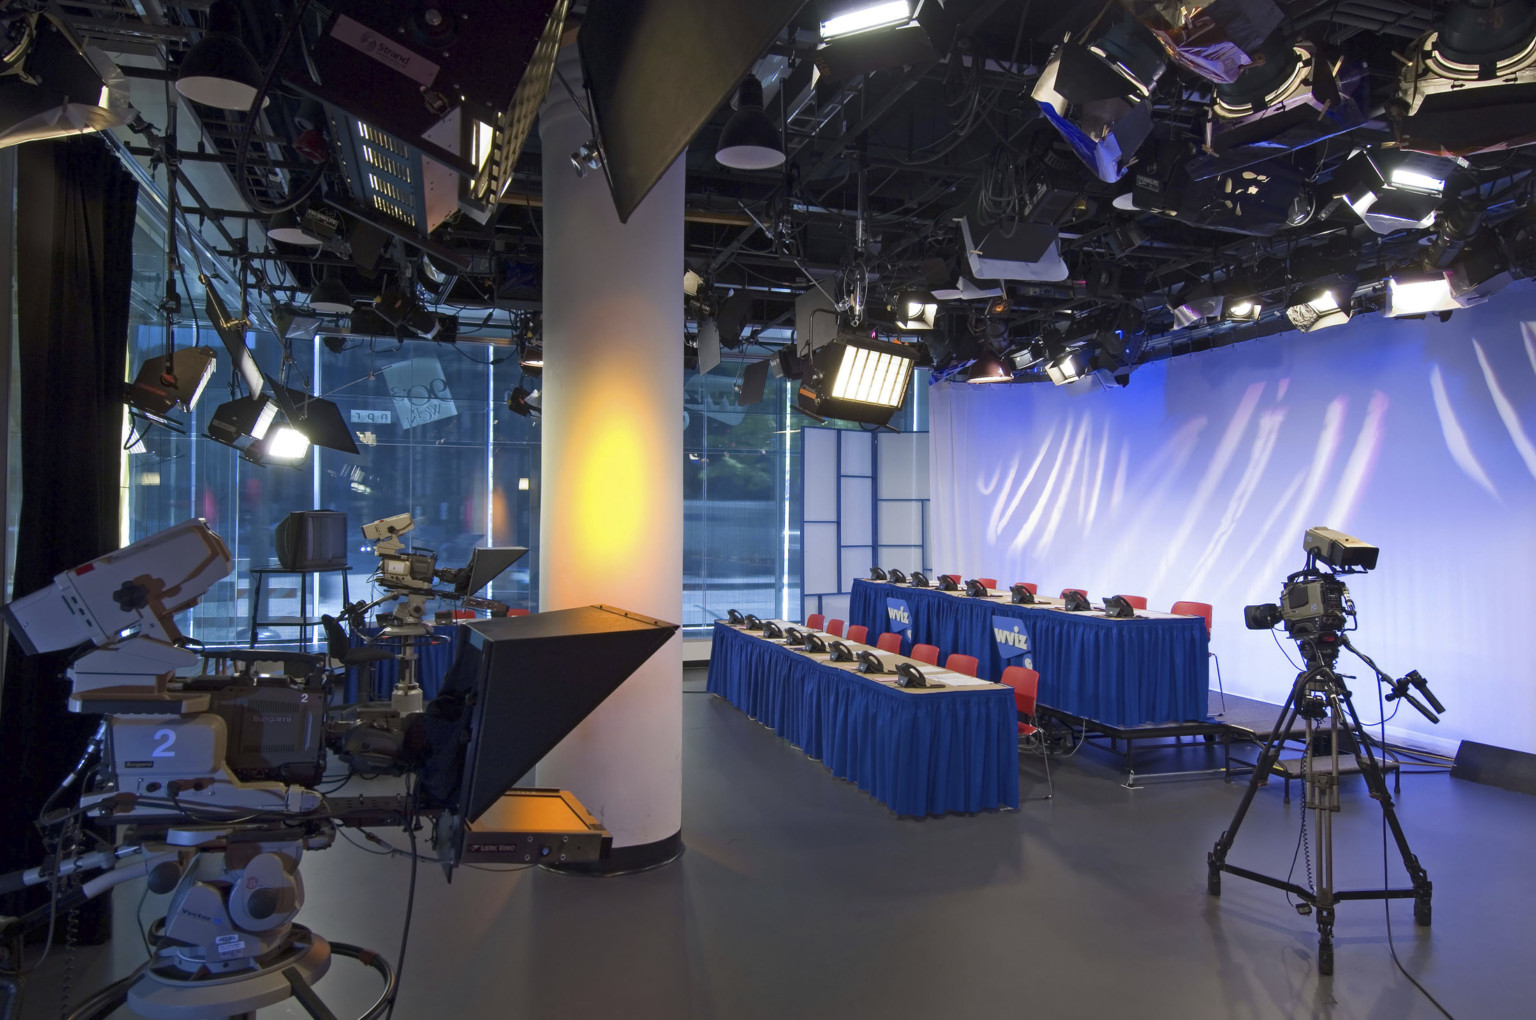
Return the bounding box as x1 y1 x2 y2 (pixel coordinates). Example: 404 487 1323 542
535 50 684 870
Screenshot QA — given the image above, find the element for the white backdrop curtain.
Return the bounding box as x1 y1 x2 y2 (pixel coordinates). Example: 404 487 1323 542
931 286 1536 754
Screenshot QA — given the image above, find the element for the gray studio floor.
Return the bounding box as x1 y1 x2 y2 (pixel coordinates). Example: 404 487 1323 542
21 668 1536 1020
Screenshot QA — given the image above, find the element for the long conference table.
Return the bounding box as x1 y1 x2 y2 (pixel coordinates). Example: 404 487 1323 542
848 579 1210 728
707 621 1020 817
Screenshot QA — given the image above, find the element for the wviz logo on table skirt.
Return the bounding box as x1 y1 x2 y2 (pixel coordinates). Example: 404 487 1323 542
993 617 1034 670
886 598 912 639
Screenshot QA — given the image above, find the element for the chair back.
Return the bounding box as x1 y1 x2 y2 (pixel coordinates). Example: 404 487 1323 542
1170 601 1214 633
846 624 868 644
945 653 979 677
320 614 349 661
877 631 902 653
507 608 532 617
976 578 998 590
1122 595 1148 610
1061 588 1088 600
911 643 940 666
806 613 825 631
826 619 845 637
1012 582 1038 595
1001 665 1041 716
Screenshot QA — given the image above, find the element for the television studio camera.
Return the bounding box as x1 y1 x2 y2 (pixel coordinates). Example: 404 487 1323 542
1207 526 1443 976
0 520 675 1019
349 512 527 714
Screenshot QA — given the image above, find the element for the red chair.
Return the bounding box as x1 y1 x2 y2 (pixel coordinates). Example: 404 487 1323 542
1121 595 1148 610
1001 665 1053 799
826 619 845 637
1011 582 1039 595
806 613 825 631
977 578 998 590
1061 588 1088 600
944 653 979 677
507 608 531 617
877 632 902 653
910 643 940 666
1171 600 1224 714
845 624 868 644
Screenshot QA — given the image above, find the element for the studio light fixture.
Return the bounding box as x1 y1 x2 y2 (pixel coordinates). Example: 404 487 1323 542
308 276 354 316
1045 349 1088 386
1386 243 1512 317
1032 12 1167 182
506 386 542 418
374 289 442 341
269 386 359 456
1385 268 1459 317
1224 292 1263 322
266 206 340 248
0 13 131 149
715 75 784 170
1339 148 1462 235
263 425 312 462
1285 277 1355 332
124 347 218 425
1396 0 1536 156
1206 36 1365 161
1010 344 1047 371
820 1 913 40
894 290 938 330
206 394 278 451
797 335 919 425
174 0 266 111
266 208 323 247
519 339 544 375
966 349 1012 383
1127 0 1284 85
1170 285 1224 329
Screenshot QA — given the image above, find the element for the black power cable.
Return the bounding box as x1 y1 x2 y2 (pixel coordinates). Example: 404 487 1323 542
1375 679 1456 1019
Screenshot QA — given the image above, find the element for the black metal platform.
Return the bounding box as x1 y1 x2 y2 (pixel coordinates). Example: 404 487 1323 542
1038 692 1310 789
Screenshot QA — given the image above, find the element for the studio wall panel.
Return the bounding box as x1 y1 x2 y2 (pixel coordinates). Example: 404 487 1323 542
803 521 838 596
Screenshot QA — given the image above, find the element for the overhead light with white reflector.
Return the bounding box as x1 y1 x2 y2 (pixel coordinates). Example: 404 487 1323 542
1285 277 1355 332
1339 148 1462 235
895 290 938 331
820 1 913 40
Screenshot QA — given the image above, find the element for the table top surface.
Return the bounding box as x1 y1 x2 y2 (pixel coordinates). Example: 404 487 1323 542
853 578 1193 622
719 621 1010 695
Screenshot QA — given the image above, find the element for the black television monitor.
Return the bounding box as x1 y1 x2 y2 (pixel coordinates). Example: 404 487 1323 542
579 0 803 221
419 604 677 863
274 510 348 570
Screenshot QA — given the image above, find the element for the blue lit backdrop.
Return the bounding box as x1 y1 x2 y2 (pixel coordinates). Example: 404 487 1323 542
932 285 1536 754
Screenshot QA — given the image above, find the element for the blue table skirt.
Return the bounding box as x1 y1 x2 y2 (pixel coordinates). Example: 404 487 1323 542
348 625 463 701
707 623 1019 817
849 579 1209 727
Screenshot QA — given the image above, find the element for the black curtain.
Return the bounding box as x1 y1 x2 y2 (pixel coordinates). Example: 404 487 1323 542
0 138 137 930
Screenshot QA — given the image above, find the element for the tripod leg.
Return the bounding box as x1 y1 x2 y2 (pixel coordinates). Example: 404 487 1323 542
1337 692 1434 926
1209 675 1308 895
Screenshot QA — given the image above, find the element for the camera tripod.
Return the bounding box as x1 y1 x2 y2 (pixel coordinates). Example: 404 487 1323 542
1207 631 1433 975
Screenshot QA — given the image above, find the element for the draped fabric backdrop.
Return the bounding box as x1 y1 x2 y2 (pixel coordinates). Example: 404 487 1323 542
0 139 137 928
931 285 1536 755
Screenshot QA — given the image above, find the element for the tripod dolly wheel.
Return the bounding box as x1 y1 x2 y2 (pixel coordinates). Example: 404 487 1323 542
1415 897 1432 926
